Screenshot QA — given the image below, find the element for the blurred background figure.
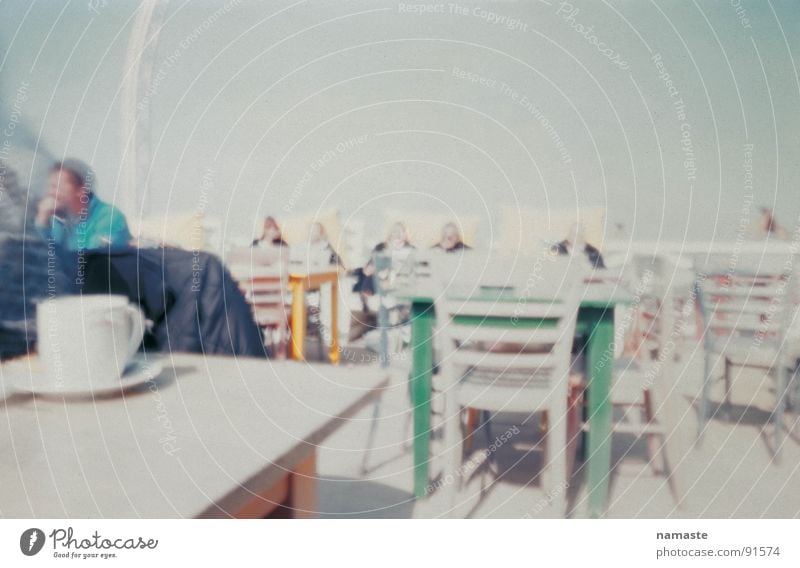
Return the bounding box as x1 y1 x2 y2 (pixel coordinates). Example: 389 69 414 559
432 221 470 253
0 160 74 360
252 216 288 248
2 157 262 360
35 159 131 251
0 160 34 233
305 221 341 267
552 221 605 268
352 222 415 303
751 207 790 240
376 222 415 255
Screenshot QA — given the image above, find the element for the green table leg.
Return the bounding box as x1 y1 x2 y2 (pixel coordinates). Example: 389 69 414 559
583 307 615 518
410 300 435 498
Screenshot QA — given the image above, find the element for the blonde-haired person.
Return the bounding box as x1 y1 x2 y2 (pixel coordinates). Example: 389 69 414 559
431 222 471 253
307 222 342 267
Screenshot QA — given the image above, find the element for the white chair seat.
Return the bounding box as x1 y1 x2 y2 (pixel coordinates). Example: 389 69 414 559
457 368 559 412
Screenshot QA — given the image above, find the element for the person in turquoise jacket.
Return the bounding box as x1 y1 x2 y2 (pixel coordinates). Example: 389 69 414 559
35 159 131 251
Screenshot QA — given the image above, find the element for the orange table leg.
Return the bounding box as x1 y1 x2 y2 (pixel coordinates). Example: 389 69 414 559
290 280 306 361
329 278 339 364
233 476 289 518
464 408 479 453
290 452 318 519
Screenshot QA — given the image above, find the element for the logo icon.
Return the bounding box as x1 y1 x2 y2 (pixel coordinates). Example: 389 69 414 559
20 528 45 556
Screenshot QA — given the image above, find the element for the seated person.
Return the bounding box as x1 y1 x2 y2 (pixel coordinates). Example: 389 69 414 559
0 160 75 360
752 207 790 240
306 222 342 267
353 222 415 298
252 216 289 248
431 222 471 253
1 160 264 359
551 222 605 268
35 159 131 251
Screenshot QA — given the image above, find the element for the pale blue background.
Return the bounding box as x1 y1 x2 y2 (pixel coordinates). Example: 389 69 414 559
1 0 797 245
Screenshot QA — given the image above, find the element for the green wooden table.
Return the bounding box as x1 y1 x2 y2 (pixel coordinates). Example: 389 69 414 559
404 282 632 517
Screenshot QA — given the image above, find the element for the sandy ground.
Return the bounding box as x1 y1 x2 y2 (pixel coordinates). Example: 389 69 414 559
314 341 800 518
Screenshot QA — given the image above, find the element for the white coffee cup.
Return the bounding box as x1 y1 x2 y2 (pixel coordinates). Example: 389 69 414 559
36 295 146 391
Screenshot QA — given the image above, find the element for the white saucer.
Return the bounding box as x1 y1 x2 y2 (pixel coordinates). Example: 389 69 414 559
3 355 164 398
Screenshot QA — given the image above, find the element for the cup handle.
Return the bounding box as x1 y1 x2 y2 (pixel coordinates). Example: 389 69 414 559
124 304 146 360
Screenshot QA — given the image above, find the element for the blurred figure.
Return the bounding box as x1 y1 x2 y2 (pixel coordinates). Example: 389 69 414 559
0 162 34 233
0 159 74 359
252 216 288 248
1 159 262 359
35 159 131 251
307 222 341 267
353 222 415 298
552 222 605 268
376 222 414 254
752 207 790 240
431 222 471 252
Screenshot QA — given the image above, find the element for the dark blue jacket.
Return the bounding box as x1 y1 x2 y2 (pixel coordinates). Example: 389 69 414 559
72 247 266 358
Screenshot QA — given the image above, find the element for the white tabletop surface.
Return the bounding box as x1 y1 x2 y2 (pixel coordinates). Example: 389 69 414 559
0 353 386 518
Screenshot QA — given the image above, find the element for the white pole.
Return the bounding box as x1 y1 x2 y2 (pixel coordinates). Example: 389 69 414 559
119 0 168 218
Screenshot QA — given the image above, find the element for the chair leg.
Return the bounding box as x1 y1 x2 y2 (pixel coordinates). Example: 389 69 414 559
401 376 413 451
270 324 287 360
401 406 413 451
277 333 288 360
360 396 382 475
378 303 389 369
317 319 326 362
545 405 568 517
697 352 712 444
723 357 733 421
480 410 497 476
480 410 492 442
463 408 479 453
661 445 684 509
787 364 799 411
774 366 789 464
643 390 662 475
659 402 685 508
280 319 291 360
442 397 463 516
269 326 278 359
538 410 552 502
566 381 584 481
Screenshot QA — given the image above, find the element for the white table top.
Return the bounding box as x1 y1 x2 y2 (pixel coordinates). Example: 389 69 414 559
0 354 386 518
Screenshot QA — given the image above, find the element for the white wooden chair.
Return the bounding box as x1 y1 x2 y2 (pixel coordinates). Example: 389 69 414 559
695 254 796 461
605 254 690 503
438 256 583 517
227 246 290 359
